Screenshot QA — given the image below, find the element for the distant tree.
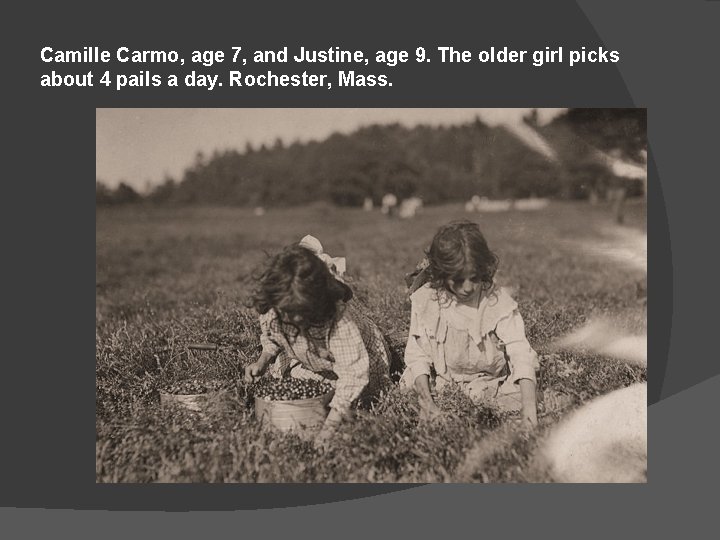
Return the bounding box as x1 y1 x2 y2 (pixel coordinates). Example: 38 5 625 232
148 176 176 204
96 180 114 205
540 110 647 202
150 113 645 208
113 182 141 204
329 173 370 206
499 149 563 199
96 180 142 206
523 108 540 127
562 160 612 199
562 108 646 160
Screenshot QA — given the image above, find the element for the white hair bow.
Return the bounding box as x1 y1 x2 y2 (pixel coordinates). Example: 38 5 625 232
299 235 346 278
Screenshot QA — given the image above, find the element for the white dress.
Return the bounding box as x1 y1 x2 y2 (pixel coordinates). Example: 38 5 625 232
401 283 539 411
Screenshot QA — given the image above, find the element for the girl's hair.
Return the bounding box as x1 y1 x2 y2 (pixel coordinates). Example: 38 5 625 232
426 220 499 292
248 245 352 326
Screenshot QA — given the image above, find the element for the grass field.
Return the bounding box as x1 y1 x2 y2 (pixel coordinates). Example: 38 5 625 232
96 200 647 482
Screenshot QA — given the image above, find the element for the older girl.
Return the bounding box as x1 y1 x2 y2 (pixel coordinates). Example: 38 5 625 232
402 221 540 426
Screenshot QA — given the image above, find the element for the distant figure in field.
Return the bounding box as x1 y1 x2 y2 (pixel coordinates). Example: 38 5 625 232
401 221 552 427
604 148 647 225
398 196 423 219
466 195 504 213
473 197 512 213
513 198 549 211
381 193 398 217
363 197 374 211
606 180 627 225
245 236 391 448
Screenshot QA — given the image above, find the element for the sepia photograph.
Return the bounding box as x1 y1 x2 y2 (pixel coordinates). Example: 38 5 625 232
96 108 647 483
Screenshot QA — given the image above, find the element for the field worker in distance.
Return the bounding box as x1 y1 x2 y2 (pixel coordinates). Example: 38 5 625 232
402 221 540 427
245 236 391 447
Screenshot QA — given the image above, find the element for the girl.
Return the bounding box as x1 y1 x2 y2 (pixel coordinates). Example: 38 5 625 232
245 237 391 445
402 221 540 426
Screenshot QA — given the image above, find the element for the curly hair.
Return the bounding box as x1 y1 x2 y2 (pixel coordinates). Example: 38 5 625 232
248 245 353 327
426 220 499 293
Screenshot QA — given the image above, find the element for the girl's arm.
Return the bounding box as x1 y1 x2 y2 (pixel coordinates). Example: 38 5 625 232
404 299 442 418
244 350 278 382
245 312 282 382
404 326 433 383
494 311 540 427
323 316 370 425
258 311 283 359
413 374 443 420
405 333 442 418
314 318 369 448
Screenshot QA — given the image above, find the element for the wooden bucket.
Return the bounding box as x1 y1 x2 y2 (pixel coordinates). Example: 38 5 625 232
255 390 334 434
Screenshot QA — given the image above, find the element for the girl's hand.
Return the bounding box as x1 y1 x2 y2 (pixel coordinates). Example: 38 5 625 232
520 409 538 429
244 351 277 383
313 426 335 451
244 356 271 383
414 373 444 422
243 362 266 383
313 408 344 450
419 401 445 422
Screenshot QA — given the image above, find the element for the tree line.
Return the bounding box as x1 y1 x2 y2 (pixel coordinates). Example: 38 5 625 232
97 108 646 207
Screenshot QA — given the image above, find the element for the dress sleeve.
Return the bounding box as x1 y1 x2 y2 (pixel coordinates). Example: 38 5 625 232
494 310 539 385
404 306 434 382
258 311 282 357
327 315 370 415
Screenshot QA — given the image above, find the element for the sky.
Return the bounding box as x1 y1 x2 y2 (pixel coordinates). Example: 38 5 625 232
96 108 567 191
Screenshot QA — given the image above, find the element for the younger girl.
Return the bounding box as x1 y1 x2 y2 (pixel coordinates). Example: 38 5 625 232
402 221 540 426
245 237 391 445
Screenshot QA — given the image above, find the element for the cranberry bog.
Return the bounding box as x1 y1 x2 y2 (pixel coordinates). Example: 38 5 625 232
96 200 646 482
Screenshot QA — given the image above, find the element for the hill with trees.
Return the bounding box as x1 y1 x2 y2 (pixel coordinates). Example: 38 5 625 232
97 109 646 207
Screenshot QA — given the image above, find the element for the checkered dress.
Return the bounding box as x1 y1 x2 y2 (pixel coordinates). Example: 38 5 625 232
259 302 391 414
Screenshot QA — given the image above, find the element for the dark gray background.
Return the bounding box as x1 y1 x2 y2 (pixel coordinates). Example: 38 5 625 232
3 0 718 533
